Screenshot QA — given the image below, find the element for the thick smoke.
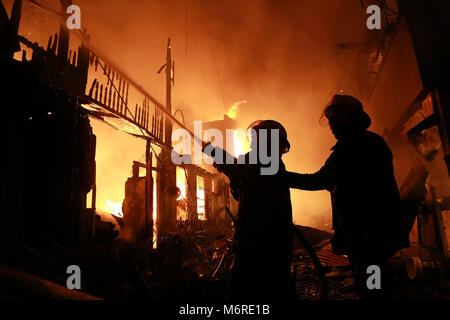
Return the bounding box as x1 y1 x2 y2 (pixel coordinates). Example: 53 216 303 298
5 0 371 229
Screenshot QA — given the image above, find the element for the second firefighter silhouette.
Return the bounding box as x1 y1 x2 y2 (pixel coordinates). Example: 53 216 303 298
203 120 295 300
287 95 410 299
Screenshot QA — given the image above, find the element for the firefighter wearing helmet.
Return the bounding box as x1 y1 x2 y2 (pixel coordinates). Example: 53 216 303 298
286 94 410 299
202 119 296 300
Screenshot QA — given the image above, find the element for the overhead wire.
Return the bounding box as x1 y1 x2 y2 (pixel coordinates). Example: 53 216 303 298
25 0 214 225
25 0 206 149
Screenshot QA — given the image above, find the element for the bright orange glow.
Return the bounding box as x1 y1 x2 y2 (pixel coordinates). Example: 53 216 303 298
153 176 157 249
225 100 246 119
233 130 242 156
104 199 123 218
176 167 187 201
226 105 238 119
176 167 188 221
233 129 249 157
197 175 206 221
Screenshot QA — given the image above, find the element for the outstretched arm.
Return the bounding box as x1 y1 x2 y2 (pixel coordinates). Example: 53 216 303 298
202 143 260 181
285 169 331 191
285 153 336 191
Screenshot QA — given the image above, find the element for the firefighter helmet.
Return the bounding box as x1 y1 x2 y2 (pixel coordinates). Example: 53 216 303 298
247 120 290 154
320 94 371 130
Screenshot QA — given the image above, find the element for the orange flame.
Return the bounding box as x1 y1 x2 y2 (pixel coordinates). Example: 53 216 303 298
104 199 124 218
176 167 187 201
226 100 247 119
233 129 250 157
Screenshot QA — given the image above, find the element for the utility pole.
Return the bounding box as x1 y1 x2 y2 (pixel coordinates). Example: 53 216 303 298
156 39 177 244
165 38 174 147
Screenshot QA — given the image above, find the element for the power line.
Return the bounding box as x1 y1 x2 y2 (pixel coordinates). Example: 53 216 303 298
25 0 205 214
25 0 206 149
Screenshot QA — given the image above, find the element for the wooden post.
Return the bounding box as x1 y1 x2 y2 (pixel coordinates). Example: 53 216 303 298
91 184 96 238
91 163 96 239
204 175 212 221
430 185 450 259
433 89 450 177
7 0 22 59
145 141 153 241
186 168 198 223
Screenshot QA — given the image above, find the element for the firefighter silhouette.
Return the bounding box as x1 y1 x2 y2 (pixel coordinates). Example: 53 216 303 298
287 95 410 299
203 120 296 300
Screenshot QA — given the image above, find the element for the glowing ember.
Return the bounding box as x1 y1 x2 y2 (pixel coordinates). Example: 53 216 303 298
104 199 124 218
226 100 247 119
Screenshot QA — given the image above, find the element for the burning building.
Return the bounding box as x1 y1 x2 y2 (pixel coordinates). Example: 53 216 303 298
1 0 450 303
0 0 238 299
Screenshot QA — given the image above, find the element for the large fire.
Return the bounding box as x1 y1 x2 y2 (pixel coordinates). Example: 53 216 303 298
104 199 124 218
225 100 249 157
233 129 248 157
